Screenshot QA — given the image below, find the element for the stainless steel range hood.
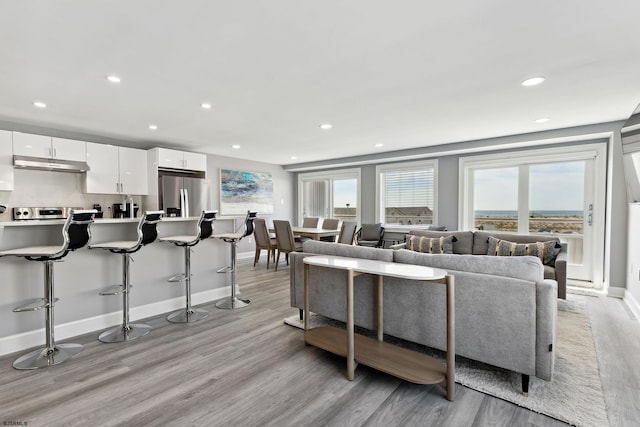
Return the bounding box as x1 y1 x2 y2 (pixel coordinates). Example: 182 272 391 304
13 155 90 173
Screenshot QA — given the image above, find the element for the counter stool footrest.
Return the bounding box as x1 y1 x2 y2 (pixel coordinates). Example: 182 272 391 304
216 266 232 273
99 285 126 296
168 273 187 283
13 298 58 312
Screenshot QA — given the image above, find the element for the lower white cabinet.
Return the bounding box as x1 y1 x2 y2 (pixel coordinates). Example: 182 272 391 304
0 130 14 191
85 143 148 195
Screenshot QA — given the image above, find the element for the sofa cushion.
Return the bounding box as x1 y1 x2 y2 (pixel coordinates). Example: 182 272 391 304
406 235 456 254
487 236 561 266
302 240 393 262
407 230 474 254
472 231 561 256
393 249 544 283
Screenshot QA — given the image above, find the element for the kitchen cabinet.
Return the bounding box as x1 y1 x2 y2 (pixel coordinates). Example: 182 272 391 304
0 130 14 191
157 148 206 172
85 143 148 195
12 132 86 162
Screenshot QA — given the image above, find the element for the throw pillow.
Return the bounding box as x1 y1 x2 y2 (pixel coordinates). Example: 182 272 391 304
486 236 561 265
407 235 457 254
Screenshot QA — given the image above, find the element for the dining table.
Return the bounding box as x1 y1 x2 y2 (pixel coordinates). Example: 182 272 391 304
269 226 341 241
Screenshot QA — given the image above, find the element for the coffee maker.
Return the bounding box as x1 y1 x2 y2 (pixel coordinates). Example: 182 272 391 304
112 202 139 218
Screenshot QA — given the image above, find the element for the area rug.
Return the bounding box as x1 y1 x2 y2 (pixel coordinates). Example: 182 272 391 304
284 295 609 427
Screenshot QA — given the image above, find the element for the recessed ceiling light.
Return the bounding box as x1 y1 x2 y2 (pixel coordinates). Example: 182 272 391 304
319 123 333 130
291 156 297 160
521 76 545 87
535 117 551 123
201 103 212 109
149 124 158 130
106 75 121 83
33 101 47 108
375 143 384 148
232 144 241 149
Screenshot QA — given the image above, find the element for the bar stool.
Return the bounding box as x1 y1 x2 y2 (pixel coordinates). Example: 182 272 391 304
89 211 163 343
159 210 217 323
0 209 96 369
213 210 256 309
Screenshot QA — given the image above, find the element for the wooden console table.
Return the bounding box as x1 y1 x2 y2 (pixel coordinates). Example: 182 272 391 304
303 255 455 401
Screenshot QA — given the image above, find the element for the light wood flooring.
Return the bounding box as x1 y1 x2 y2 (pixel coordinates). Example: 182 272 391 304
0 258 638 426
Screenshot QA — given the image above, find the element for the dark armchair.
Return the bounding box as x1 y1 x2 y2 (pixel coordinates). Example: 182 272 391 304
355 223 385 248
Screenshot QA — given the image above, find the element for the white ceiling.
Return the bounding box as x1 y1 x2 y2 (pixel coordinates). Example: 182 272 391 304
1 1 640 166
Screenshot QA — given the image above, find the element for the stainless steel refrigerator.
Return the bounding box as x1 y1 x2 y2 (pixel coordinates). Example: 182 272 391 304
159 175 211 217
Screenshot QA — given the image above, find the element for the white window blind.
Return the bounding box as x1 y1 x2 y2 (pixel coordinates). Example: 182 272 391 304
380 165 435 225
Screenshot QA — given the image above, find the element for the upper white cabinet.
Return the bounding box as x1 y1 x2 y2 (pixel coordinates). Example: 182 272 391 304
0 130 14 191
157 147 206 172
85 143 148 195
13 132 86 162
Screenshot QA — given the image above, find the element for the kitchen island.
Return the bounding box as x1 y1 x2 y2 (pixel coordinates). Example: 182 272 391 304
0 216 245 356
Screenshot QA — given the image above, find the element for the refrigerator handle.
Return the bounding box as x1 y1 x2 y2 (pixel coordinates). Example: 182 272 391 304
179 188 185 217
183 188 190 218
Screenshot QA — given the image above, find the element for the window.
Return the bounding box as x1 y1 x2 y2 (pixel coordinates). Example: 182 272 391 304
298 169 360 224
376 160 438 226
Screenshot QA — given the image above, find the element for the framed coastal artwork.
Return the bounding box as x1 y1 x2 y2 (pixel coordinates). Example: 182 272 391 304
219 169 274 215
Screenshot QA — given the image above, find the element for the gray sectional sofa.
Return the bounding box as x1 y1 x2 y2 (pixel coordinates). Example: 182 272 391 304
391 229 568 299
290 240 558 392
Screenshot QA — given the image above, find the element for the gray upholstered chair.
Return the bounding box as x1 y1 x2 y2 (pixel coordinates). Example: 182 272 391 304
302 217 320 228
337 221 358 245
320 218 340 242
356 223 385 247
273 220 303 271
253 218 277 269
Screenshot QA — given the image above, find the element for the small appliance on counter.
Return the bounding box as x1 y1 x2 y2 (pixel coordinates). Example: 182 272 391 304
92 204 104 219
112 202 139 219
12 207 81 220
0 205 5 214
166 207 181 217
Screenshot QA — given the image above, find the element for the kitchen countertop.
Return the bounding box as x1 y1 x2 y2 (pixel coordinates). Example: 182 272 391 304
0 216 240 227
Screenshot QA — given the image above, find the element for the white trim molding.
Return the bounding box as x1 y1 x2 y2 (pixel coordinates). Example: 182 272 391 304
609 287 640 321
0 286 235 357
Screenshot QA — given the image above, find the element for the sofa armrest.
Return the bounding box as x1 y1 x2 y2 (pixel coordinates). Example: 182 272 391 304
289 252 317 308
536 278 558 380
554 243 568 299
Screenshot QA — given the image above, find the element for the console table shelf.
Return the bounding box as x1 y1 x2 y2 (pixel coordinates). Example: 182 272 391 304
305 326 447 384
303 255 455 401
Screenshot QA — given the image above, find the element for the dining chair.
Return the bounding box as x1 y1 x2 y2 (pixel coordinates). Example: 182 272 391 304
302 217 320 228
253 218 277 269
320 218 340 242
273 220 303 271
337 221 358 245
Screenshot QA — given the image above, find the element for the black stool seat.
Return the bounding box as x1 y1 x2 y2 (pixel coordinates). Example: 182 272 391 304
213 211 256 309
0 209 96 370
159 210 217 323
89 211 163 343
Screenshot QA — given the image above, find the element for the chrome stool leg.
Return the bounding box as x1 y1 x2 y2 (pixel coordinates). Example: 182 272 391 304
13 260 83 369
99 254 151 343
216 239 250 309
167 247 208 323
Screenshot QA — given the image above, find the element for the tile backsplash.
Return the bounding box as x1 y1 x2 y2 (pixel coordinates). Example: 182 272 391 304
0 169 143 221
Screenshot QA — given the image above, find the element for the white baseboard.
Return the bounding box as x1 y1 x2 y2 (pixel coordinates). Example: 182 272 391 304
607 287 640 321
0 286 234 357
624 291 640 321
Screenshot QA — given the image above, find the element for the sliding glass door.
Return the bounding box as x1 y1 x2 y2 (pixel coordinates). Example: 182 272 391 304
461 144 606 287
